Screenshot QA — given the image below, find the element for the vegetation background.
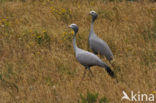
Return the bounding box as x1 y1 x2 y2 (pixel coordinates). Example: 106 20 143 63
0 0 156 103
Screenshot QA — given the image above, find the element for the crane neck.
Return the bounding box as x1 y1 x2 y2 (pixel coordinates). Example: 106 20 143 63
73 32 78 54
90 21 95 37
91 21 94 31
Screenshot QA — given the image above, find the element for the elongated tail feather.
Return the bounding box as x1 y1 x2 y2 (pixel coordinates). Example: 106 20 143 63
105 66 115 78
98 61 115 78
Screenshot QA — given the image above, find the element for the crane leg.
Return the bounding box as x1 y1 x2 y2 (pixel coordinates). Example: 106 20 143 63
79 68 87 85
88 68 94 77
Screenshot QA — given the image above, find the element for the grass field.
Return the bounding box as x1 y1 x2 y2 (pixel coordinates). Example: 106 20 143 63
0 0 156 103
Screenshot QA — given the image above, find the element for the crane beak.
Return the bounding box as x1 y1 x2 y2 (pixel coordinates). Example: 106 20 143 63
68 25 71 28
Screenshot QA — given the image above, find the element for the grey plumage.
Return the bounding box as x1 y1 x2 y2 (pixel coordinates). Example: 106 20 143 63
69 24 115 78
89 11 114 61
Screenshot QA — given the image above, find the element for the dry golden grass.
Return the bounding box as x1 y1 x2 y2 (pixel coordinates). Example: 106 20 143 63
0 0 156 103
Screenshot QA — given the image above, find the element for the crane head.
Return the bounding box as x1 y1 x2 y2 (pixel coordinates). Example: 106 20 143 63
89 10 98 21
69 24 79 33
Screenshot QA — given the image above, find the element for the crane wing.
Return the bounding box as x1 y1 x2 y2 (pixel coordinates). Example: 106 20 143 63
76 49 101 67
89 37 113 61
